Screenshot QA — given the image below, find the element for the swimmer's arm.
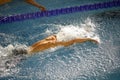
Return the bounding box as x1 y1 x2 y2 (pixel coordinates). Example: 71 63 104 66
72 38 99 44
30 39 46 48
27 38 98 54
56 38 98 47
30 35 56 48
25 0 46 11
0 0 11 5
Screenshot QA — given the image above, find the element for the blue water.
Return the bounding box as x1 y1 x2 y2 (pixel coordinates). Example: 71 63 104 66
0 0 120 80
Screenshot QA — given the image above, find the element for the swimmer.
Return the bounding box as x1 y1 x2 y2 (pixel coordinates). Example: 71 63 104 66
0 0 46 11
27 35 99 54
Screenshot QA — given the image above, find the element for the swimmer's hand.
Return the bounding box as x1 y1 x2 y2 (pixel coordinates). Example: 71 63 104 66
39 6 46 11
90 39 99 44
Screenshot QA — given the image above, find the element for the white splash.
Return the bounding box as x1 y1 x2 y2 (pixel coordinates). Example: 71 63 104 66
56 18 100 42
0 44 27 57
0 44 28 77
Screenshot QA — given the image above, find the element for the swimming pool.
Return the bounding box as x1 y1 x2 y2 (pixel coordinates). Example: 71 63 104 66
0 0 120 80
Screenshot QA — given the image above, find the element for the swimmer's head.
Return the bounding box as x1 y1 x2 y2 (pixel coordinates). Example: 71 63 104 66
12 48 28 56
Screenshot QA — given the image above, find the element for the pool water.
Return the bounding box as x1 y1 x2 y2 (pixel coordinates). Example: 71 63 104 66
0 0 120 80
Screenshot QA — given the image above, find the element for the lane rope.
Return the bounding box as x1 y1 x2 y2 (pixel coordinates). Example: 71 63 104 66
0 0 120 24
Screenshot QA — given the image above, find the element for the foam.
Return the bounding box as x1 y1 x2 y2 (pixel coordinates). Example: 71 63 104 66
56 18 100 42
0 44 28 77
0 44 28 57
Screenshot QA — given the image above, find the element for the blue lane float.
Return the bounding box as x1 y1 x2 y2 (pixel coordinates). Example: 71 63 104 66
0 0 120 24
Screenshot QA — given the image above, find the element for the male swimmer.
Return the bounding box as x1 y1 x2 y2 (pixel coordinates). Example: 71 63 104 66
26 35 99 54
0 0 46 11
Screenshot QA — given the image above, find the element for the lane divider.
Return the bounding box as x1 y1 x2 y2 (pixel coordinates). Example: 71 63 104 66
0 0 120 24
